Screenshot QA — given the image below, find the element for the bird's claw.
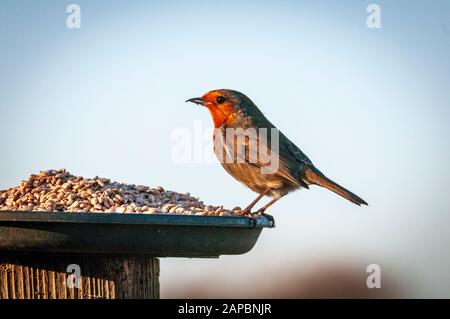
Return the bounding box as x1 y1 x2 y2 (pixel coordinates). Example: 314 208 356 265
239 208 252 217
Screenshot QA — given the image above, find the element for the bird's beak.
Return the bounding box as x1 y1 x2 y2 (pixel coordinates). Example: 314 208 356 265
185 97 204 106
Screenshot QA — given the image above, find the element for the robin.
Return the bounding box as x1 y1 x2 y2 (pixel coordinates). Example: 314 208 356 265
186 89 367 220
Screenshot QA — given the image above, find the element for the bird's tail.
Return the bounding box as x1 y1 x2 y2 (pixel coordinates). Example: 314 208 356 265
304 167 368 206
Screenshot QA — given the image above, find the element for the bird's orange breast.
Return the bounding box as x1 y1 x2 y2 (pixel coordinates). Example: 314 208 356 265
207 103 238 128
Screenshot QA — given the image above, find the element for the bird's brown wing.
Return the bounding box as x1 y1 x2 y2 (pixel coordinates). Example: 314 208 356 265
279 132 313 165
221 127 302 188
240 109 311 188
276 131 314 186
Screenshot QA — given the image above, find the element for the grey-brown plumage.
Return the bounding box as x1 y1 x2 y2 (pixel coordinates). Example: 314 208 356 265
186 89 367 216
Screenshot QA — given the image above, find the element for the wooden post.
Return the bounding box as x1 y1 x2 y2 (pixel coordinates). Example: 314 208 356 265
0 253 159 299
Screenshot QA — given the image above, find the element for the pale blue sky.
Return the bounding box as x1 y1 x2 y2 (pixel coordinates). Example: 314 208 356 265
1 0 449 297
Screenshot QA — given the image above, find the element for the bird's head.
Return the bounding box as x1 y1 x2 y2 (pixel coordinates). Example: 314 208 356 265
186 89 255 127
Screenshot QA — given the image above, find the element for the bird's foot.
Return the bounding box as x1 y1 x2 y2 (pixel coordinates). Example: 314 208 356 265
240 208 253 217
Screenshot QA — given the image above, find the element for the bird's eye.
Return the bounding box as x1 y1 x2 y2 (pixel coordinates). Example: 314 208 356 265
216 96 226 104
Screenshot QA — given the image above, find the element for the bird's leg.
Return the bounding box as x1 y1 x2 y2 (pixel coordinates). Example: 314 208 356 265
253 195 284 222
241 189 271 215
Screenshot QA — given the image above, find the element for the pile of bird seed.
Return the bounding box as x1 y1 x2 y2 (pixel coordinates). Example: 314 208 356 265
0 169 244 216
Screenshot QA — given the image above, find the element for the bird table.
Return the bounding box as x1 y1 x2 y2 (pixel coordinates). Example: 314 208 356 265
0 211 273 299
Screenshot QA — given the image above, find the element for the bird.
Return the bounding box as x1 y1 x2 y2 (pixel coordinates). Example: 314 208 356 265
186 89 367 220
